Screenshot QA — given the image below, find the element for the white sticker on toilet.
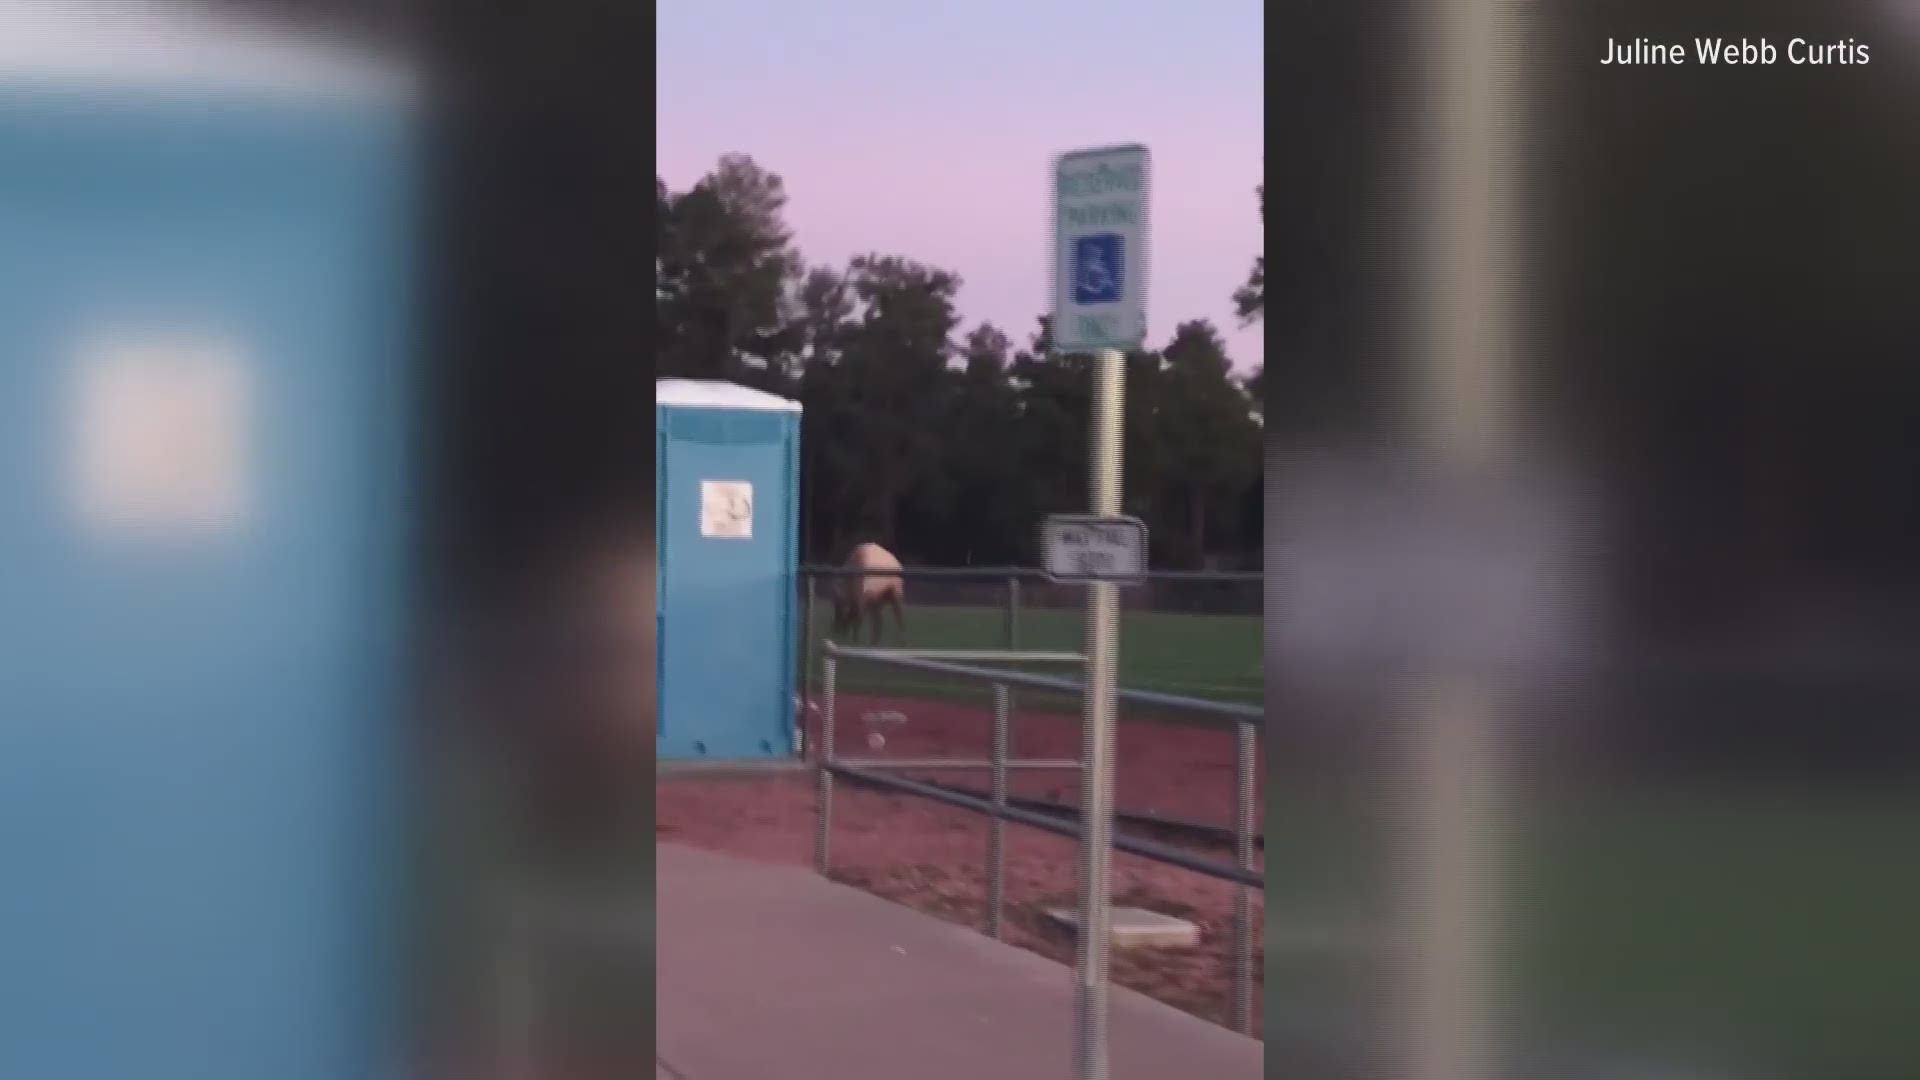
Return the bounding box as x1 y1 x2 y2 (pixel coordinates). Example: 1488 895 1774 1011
700 480 753 539
69 330 252 537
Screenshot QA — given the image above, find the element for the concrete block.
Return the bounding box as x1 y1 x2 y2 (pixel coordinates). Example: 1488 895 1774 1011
1044 905 1202 949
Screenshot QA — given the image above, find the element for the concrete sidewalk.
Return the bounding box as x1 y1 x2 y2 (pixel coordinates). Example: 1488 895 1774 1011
656 842 1262 1080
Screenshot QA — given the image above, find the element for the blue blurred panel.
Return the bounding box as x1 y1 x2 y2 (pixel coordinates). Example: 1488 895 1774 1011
0 26 415 1080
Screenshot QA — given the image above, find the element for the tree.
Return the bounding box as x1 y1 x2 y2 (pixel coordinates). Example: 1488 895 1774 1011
1008 316 1093 542
926 324 1025 564
655 153 1268 571
656 177 672 306
1155 320 1262 567
1232 183 1265 324
801 255 964 556
656 155 804 392
794 266 858 560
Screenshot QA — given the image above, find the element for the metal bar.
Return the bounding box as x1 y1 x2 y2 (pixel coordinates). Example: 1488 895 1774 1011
829 763 1263 889
988 682 1010 938
1106 683 1263 722
800 574 817 757
1006 577 1022 647
1232 719 1258 1035
799 565 1261 583
1078 346 1126 1080
803 565 1054 579
1409 677 1500 1080
826 645 1086 664
920 779 1266 847
831 757 1081 772
816 656 837 875
827 648 1260 723
1407 0 1519 1074
1005 576 1021 820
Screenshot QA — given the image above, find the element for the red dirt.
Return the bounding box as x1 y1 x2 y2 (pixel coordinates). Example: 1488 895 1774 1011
657 693 1266 1036
805 691 1264 823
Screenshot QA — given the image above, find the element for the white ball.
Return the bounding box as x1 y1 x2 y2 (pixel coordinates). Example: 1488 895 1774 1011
867 731 886 750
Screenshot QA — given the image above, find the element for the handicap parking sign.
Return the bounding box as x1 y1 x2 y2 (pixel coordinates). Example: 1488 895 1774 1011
1052 143 1148 351
1072 233 1124 305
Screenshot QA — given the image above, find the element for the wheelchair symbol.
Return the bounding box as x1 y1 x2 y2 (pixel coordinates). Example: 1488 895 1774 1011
1072 234 1124 305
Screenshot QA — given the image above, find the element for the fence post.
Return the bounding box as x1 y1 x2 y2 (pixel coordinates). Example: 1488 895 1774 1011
800 573 817 756
1232 720 1257 1035
1005 575 1022 649
816 655 837 876
1004 575 1020 814
988 681 1010 938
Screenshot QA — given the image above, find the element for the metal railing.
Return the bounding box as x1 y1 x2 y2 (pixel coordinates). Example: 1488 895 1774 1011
815 641 1264 1036
801 565 1262 581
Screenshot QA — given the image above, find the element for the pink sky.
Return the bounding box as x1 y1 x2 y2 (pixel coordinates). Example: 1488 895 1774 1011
657 1 1265 372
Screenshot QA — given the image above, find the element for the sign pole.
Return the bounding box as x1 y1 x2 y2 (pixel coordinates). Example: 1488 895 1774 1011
1403 0 1518 1076
1075 345 1125 1080
1050 142 1146 1080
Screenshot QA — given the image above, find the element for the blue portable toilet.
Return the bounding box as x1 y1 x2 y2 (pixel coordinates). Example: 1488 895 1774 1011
656 378 802 760
0 6 416 1079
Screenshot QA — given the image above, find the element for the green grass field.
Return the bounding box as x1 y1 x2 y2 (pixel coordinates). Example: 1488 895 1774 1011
1515 794 1920 1077
799 602 1262 711
1263 788 1920 1078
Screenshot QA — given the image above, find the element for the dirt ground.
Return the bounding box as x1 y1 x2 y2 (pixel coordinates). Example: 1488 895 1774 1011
656 692 1266 1036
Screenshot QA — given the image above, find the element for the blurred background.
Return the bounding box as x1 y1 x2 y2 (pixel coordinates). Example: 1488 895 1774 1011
1267 1 1920 1077
194 1 657 1073
16 0 1919 1075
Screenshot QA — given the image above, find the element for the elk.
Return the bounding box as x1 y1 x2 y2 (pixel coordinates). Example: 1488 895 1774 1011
831 542 906 645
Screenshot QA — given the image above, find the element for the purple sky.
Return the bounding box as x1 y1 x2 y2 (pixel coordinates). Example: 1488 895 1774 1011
657 1 1265 373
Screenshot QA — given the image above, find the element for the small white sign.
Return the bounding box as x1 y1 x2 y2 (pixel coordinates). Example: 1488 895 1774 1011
1269 455 1595 677
68 330 252 538
1040 514 1149 583
1052 144 1150 353
699 480 754 539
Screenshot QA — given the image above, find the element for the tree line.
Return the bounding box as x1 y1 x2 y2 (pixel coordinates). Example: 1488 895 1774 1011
657 154 1265 570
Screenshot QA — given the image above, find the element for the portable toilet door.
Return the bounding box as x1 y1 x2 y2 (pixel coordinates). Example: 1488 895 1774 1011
655 379 801 760
0 8 416 1080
